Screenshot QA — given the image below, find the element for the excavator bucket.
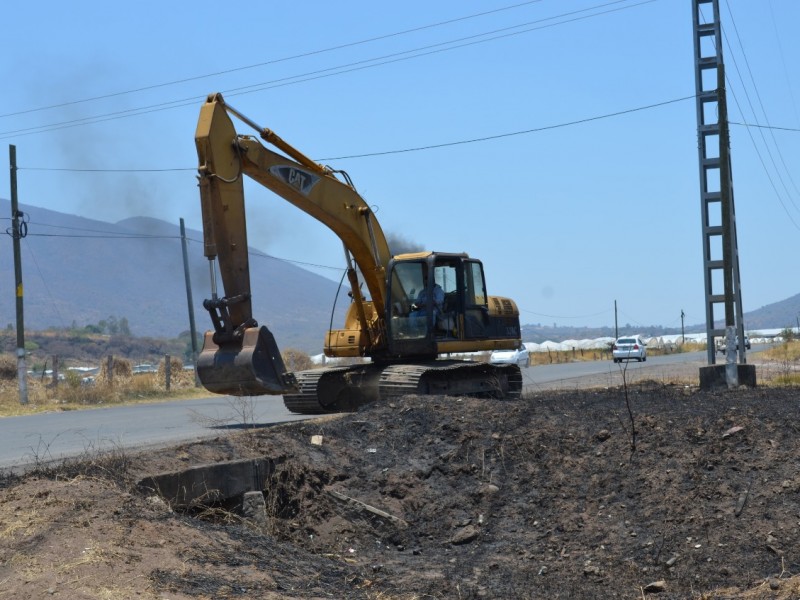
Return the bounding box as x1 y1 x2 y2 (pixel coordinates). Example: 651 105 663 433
196 326 297 396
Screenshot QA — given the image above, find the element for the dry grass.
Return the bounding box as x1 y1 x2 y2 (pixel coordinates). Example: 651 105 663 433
0 361 206 418
0 507 44 540
1 341 790 417
761 340 800 362
757 340 800 386
529 348 610 365
526 341 706 366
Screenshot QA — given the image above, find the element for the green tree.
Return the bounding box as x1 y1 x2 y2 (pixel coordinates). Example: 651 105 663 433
119 317 131 337
106 316 120 336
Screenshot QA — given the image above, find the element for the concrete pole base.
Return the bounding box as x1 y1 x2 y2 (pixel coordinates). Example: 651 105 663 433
699 364 757 390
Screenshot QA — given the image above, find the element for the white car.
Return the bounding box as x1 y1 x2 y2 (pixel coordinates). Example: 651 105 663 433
716 335 751 354
612 336 647 363
490 343 530 368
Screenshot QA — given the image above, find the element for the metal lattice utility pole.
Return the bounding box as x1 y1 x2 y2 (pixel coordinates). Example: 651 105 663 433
691 0 752 388
9 145 28 404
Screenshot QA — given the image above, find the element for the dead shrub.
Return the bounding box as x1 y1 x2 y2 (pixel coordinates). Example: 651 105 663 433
158 355 183 378
95 357 133 385
0 354 17 380
157 356 195 387
282 348 314 372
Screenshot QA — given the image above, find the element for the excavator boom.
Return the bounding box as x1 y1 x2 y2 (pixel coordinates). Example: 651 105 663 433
194 93 392 395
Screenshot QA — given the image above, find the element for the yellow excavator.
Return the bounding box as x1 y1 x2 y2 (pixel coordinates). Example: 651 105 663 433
194 93 523 414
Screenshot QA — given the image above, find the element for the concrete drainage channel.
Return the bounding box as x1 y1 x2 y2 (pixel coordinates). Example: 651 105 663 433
137 458 276 524
137 457 409 532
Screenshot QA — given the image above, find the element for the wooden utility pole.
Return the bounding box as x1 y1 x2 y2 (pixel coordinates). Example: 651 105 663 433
9 145 28 405
180 218 200 385
681 310 686 345
165 354 171 392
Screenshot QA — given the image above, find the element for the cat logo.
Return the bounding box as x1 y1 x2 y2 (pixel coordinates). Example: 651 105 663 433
269 166 320 196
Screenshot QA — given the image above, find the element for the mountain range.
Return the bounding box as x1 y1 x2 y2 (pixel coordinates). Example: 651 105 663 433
0 199 347 353
739 293 800 331
521 293 800 344
2 199 797 352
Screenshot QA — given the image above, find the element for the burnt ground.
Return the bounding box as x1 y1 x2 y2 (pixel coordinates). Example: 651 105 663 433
2 375 800 599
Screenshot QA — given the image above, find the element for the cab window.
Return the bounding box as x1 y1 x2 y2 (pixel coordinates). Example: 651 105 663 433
465 261 487 307
388 261 428 340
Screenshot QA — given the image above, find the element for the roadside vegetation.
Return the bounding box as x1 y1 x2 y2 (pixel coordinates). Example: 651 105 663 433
2 331 795 418
0 354 202 417
0 347 318 418
759 330 800 385
521 339 707 366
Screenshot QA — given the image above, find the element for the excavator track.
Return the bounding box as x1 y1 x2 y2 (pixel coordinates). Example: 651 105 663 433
281 369 337 415
282 364 383 414
283 361 522 414
380 361 522 401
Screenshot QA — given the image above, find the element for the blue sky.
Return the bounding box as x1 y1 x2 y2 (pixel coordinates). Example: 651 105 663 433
1 0 798 331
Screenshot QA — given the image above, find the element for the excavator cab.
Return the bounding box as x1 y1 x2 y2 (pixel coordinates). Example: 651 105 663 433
386 252 502 357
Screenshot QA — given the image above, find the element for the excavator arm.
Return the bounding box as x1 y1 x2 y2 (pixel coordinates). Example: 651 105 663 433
194 93 392 395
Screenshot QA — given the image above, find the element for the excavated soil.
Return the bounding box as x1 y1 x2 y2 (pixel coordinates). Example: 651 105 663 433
2 379 800 599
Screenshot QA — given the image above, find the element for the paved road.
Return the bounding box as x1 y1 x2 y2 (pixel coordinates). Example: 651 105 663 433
2 347 763 471
521 344 772 391
521 350 708 391
0 395 313 473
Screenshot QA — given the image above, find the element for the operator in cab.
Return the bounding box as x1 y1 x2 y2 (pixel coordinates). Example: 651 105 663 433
410 264 445 326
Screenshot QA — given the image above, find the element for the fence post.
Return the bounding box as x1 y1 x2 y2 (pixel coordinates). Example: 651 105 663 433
107 355 114 386
165 354 171 392
51 355 59 389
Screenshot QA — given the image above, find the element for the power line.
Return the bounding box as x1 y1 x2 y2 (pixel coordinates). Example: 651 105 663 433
216 0 655 101
697 3 800 231
3 218 182 238
0 0 656 140
247 248 346 273
723 0 800 210
726 84 800 231
730 121 800 133
22 239 67 330
28 232 181 240
19 93 696 172
0 0 548 120
14 106 796 175
6 222 348 272
768 0 800 129
318 95 695 160
19 166 194 173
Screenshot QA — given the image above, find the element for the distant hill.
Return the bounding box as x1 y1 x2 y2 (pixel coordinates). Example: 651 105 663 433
523 296 800 344
730 293 800 331
3 200 795 352
0 199 347 353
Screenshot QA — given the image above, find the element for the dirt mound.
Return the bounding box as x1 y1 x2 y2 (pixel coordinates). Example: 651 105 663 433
2 384 800 599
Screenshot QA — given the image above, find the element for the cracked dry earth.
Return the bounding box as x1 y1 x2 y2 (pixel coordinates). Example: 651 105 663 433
2 382 800 599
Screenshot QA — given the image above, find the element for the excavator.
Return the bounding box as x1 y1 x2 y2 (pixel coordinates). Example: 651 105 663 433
194 93 523 414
